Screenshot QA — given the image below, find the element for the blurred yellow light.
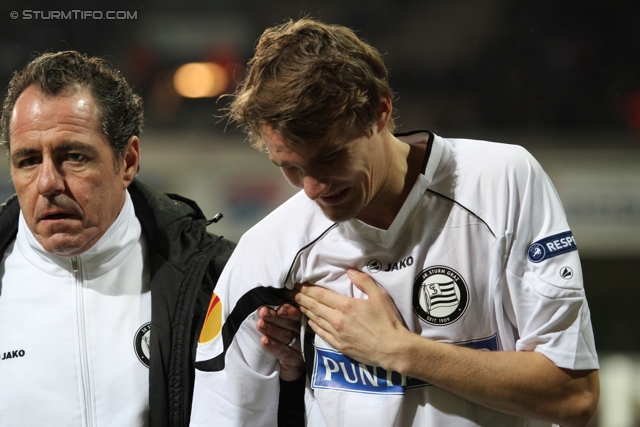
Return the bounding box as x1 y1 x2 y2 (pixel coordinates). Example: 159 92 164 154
173 62 229 98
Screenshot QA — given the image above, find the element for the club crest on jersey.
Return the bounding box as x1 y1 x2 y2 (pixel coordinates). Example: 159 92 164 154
412 266 469 326
527 231 577 263
134 322 151 368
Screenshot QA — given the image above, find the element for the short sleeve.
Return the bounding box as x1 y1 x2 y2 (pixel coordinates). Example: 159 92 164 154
503 152 598 370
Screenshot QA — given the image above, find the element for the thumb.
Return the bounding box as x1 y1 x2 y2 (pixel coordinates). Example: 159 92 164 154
347 269 379 295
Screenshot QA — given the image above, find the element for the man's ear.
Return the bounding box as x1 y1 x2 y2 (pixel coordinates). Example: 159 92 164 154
375 93 393 134
121 136 140 189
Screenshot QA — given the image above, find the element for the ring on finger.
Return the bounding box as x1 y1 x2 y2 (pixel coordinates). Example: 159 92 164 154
287 335 297 347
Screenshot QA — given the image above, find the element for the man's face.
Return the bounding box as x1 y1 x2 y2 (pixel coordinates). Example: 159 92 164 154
262 126 388 223
9 85 138 257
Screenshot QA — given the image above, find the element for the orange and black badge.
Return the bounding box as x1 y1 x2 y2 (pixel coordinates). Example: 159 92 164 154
199 293 223 344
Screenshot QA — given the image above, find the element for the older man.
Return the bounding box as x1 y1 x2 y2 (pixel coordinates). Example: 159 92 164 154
0 51 302 427
191 18 599 427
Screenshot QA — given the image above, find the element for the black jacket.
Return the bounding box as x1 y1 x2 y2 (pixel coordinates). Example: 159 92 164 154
129 179 236 426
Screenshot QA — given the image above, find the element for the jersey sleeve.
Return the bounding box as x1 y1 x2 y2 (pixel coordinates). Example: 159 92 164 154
190 239 289 427
189 192 333 426
501 149 598 370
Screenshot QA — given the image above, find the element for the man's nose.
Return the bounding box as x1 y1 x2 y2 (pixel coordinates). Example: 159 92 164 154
302 175 329 200
37 158 65 196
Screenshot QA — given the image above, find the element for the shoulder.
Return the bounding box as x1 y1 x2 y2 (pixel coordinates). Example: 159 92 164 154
448 136 538 176
241 191 333 246
427 135 556 235
128 179 206 225
431 135 546 194
128 178 227 267
229 191 334 274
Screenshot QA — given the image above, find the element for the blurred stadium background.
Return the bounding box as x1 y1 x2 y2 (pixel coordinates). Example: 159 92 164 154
1 1 638 425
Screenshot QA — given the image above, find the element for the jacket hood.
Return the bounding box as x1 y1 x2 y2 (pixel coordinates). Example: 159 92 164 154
128 179 219 274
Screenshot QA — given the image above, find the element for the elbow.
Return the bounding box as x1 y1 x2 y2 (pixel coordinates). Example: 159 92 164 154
566 391 599 427
560 371 600 427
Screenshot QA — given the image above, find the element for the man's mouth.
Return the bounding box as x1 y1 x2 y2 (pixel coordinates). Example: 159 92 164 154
319 188 350 205
40 212 75 221
42 213 71 220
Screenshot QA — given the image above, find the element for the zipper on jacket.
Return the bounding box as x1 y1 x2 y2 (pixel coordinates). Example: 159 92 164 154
72 256 94 427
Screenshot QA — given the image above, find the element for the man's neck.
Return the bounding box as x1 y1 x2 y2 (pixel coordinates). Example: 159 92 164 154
356 136 427 230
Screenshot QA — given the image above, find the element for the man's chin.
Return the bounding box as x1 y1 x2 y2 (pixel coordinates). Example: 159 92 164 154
317 203 359 223
36 233 91 258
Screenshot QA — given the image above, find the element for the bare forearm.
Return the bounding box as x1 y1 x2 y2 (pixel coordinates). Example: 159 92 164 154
388 332 599 427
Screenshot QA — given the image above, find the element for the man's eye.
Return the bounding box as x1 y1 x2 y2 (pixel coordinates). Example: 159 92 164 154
322 151 341 162
66 153 87 162
18 157 40 168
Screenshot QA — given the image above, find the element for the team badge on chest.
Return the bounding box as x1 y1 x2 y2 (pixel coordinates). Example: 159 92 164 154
134 322 151 368
412 266 469 326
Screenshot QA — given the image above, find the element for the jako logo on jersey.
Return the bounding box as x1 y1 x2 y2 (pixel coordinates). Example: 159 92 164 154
199 293 223 344
366 259 382 273
527 231 577 263
312 335 498 394
560 267 574 279
312 347 429 395
1 349 25 360
134 322 151 368
384 256 414 272
412 266 469 326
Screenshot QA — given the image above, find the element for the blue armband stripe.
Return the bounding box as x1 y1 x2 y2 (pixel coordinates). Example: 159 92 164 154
527 231 577 263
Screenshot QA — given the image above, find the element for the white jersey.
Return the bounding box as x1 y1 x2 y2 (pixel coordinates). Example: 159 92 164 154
191 132 598 427
0 191 151 427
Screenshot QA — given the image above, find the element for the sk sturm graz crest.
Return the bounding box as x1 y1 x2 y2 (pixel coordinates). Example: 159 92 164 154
412 266 469 326
134 322 151 367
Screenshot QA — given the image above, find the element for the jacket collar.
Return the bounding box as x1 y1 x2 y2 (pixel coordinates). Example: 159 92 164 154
15 191 141 277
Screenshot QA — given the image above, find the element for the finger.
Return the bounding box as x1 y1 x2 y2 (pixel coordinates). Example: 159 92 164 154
305 318 321 337
347 269 405 325
295 291 349 338
257 317 298 347
292 288 334 321
260 336 305 382
298 305 337 338
258 305 299 332
260 332 301 353
276 302 302 322
347 269 381 296
295 283 348 310
305 318 340 352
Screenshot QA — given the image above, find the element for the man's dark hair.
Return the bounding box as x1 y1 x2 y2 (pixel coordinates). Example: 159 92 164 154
228 18 395 151
1 50 144 166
